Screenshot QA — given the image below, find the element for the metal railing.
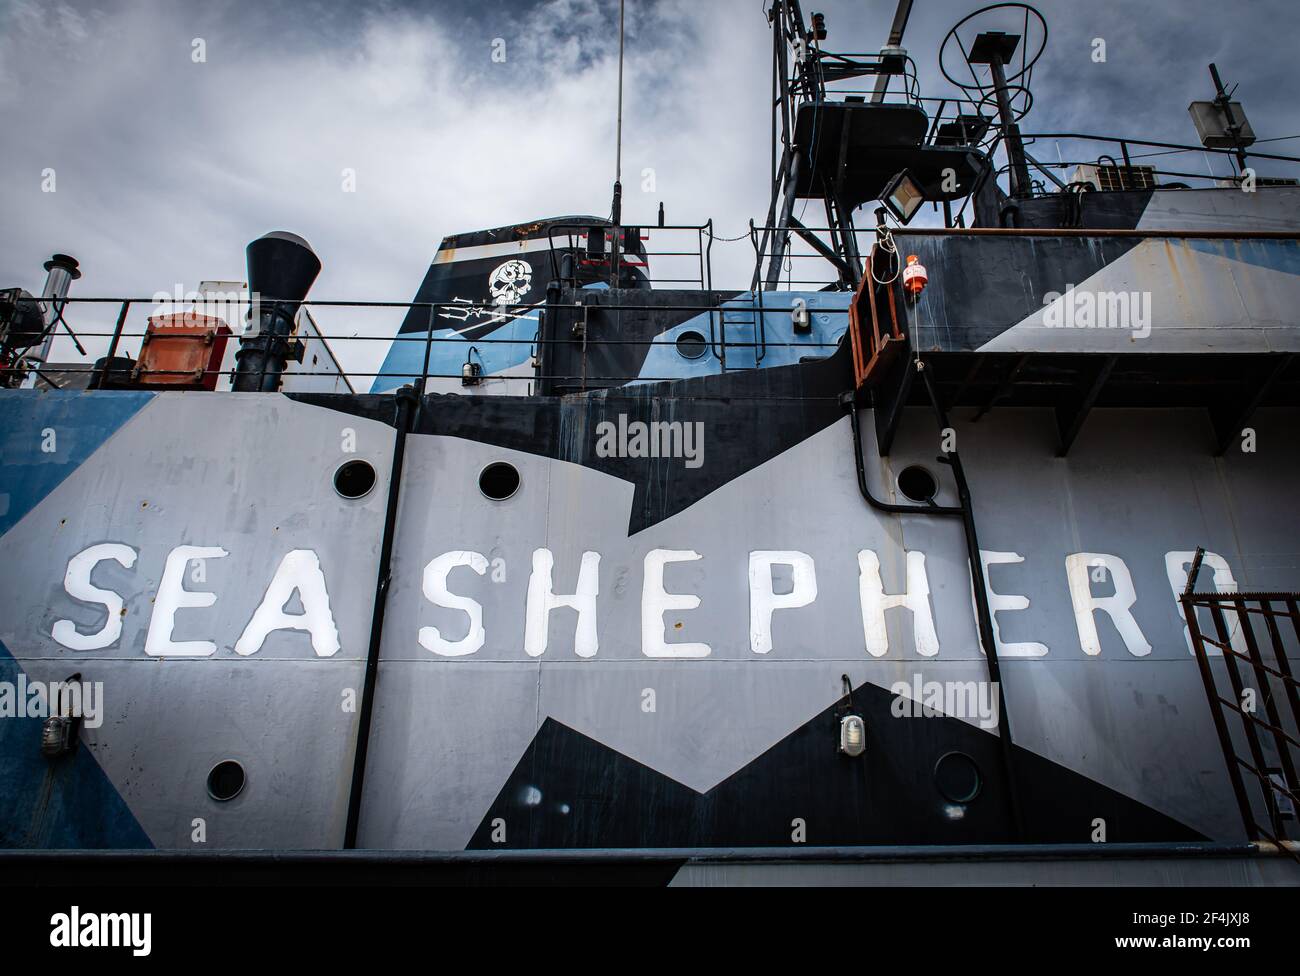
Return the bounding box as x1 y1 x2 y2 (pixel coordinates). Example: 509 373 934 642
544 221 717 291
1019 131 1300 187
798 48 925 109
1182 548 1300 858
0 295 848 397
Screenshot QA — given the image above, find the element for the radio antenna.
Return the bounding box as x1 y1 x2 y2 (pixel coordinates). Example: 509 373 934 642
612 0 626 226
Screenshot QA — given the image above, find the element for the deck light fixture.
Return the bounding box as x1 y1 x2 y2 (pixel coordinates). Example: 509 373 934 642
40 673 82 759
881 169 926 225
462 346 483 386
840 714 867 757
836 674 866 757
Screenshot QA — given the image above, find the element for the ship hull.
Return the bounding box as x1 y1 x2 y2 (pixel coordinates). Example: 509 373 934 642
2 384 1296 854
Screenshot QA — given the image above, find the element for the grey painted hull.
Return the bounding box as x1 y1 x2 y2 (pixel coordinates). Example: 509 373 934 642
2 385 1296 861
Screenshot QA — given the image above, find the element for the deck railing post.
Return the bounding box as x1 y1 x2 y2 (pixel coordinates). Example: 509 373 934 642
97 300 131 388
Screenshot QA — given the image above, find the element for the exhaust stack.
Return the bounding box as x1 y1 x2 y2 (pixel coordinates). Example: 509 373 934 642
233 231 321 392
32 254 81 366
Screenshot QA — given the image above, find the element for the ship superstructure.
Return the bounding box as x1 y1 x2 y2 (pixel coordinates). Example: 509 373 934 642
1 2 1298 885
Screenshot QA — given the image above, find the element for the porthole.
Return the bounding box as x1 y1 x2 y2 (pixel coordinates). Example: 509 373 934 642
334 459 376 499
675 330 707 360
479 461 520 501
898 464 938 503
934 751 982 804
207 760 246 802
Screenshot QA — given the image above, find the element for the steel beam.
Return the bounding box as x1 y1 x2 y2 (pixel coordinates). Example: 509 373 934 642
1055 355 1117 456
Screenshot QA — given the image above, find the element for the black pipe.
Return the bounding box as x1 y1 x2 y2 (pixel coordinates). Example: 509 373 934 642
234 232 321 392
844 391 962 516
343 383 420 849
844 367 1026 839
987 55 1032 198
916 363 1025 839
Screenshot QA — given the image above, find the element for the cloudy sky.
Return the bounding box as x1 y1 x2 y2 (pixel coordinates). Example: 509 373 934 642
4 0 1299 377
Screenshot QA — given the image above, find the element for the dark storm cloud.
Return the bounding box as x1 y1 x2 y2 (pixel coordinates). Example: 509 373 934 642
2 0 1297 375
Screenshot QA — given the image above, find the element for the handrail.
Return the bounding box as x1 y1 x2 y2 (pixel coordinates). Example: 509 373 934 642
1022 131 1300 166
1 295 851 393
544 221 715 291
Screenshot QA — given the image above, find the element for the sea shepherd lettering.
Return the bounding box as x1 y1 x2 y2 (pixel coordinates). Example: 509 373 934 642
46 543 1244 661
49 906 151 956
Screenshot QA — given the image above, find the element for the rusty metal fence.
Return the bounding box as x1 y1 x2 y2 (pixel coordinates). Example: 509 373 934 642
1181 548 1300 858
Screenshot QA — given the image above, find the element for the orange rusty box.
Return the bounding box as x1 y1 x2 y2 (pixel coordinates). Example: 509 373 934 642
134 313 232 390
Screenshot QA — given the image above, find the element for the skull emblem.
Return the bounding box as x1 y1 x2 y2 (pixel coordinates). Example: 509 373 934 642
488 259 533 307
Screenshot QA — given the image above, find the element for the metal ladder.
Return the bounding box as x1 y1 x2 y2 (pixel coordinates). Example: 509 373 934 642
1182 548 1300 856
713 294 767 371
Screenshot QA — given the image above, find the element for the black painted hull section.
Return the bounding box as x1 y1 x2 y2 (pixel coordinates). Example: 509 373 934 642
469 681 1204 849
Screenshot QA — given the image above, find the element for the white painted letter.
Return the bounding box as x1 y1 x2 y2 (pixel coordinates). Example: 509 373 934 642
52 543 137 651
749 551 817 654
234 550 340 657
524 548 601 658
1165 550 1248 656
1065 553 1151 657
419 551 488 656
145 545 228 657
642 549 710 658
974 551 1048 657
858 550 939 657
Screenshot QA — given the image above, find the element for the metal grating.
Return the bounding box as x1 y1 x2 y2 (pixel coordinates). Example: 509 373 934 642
1181 548 1300 859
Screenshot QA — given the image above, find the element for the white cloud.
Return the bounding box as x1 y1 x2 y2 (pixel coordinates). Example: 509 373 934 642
3 0 1297 378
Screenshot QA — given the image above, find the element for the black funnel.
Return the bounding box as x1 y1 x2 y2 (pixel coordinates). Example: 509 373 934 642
233 231 321 392
246 231 321 304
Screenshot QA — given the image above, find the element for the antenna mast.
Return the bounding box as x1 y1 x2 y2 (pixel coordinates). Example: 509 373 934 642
612 0 625 226
610 0 626 287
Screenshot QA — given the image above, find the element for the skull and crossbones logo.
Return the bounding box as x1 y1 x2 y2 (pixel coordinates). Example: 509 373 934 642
488 259 533 308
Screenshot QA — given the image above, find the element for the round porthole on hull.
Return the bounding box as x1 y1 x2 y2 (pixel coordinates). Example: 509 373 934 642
334 459 377 499
675 330 707 360
207 760 246 802
479 461 520 501
898 465 938 503
934 751 982 804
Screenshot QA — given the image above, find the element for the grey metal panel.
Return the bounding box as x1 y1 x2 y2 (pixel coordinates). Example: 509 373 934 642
0 394 393 662
356 661 542 851
359 403 1300 849
1136 187 1300 232
0 393 396 847
975 238 1300 353
1213 408 1300 588
362 423 966 848
885 404 1300 841
17 657 360 848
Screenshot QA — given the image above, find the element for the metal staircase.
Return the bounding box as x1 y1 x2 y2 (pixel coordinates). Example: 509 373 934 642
1182 548 1300 858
